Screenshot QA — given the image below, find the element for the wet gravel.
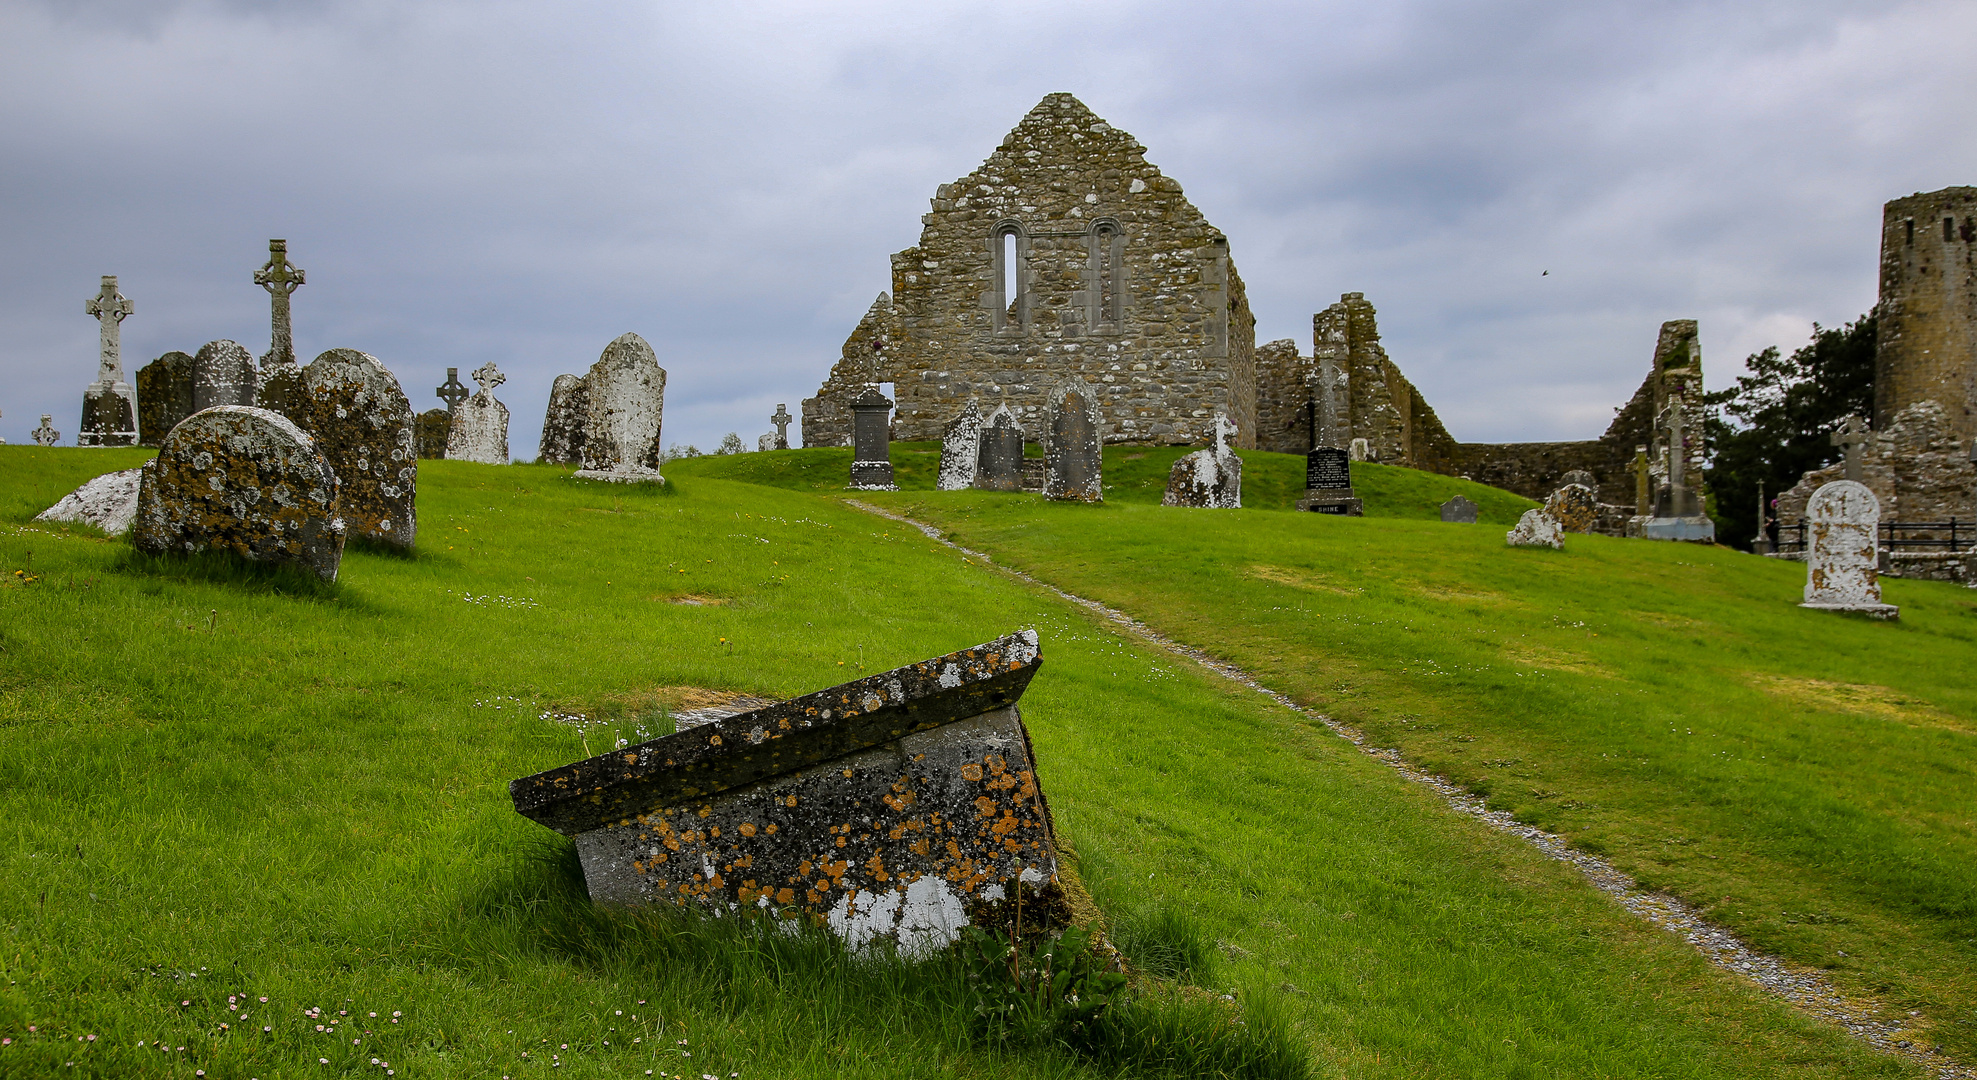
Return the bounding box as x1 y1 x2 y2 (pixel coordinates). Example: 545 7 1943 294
852 500 1973 1079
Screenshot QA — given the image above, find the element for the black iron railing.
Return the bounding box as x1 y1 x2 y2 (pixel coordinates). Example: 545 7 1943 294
1771 519 1971 554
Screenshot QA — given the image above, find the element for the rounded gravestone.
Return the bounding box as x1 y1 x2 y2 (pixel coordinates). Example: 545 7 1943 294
1544 483 1599 534
298 348 418 548
937 401 984 491
973 406 1025 492
576 333 666 482
132 406 345 581
1044 378 1102 502
136 351 196 447
1801 480 1898 617
193 340 258 412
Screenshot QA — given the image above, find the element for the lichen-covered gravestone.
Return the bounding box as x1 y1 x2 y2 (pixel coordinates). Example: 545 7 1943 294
576 333 667 483
1439 494 1479 523
538 373 589 465
1506 508 1565 550
131 406 345 582
445 362 510 465
33 415 61 446
1544 483 1599 534
136 351 196 446
36 468 144 534
509 630 1066 954
297 349 417 548
1163 412 1242 508
937 401 984 491
414 409 450 459
1044 379 1102 502
193 340 258 412
1800 480 1899 618
973 405 1025 492
847 386 897 491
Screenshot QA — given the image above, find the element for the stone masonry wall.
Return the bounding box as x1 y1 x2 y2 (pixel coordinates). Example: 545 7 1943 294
815 94 1257 449
802 293 897 448
1253 338 1309 452
1875 187 1977 449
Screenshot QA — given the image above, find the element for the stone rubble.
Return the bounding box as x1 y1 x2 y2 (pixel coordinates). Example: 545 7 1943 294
131 405 345 582
509 630 1065 955
575 333 667 483
35 468 144 534
296 348 418 548
445 362 510 465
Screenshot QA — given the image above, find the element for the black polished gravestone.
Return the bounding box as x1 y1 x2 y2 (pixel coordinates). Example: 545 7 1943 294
974 405 1025 492
847 386 897 491
1296 445 1363 516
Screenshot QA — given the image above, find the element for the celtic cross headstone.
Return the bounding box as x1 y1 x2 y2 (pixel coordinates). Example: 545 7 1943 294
33 414 61 446
79 275 138 446
771 403 793 450
254 240 306 368
436 367 471 413
1831 414 1870 483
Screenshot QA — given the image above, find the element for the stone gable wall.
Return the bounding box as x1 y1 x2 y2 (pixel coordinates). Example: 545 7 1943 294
802 293 898 448
810 93 1257 449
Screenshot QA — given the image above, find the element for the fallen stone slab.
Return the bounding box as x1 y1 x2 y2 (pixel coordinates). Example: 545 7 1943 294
35 468 144 535
510 630 1064 954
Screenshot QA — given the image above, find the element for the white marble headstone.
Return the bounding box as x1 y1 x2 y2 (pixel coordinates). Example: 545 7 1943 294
1800 480 1898 618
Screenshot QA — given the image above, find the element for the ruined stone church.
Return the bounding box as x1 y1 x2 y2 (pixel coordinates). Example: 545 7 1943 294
804 93 1259 449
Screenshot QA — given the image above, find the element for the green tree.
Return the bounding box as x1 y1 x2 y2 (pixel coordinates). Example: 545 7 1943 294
1704 316 1875 550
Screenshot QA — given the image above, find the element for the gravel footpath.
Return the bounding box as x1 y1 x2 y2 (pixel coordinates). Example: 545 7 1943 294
849 500 1972 1079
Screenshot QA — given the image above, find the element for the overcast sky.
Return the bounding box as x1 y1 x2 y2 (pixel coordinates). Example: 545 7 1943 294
4 0 1973 455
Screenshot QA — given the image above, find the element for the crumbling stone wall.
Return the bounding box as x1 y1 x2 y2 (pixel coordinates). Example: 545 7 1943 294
1875 187 1977 448
1778 400 1976 526
805 93 1257 450
802 294 898 448
1253 339 1308 452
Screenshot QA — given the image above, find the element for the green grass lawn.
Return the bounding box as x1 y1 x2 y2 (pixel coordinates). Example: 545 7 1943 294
0 446 1929 1078
858 474 1977 1066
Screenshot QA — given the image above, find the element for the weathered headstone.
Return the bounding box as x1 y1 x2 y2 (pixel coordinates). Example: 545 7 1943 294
35 468 144 534
193 340 258 412
1506 508 1565 550
1645 377 1715 541
1439 494 1479 523
1162 412 1242 508
136 351 196 447
937 401 984 491
575 333 667 483
33 415 60 446
132 406 345 582
757 433 776 452
1348 437 1373 462
538 373 589 465
253 239 306 368
297 348 417 548
973 405 1025 492
79 275 139 447
1544 483 1599 533
414 409 451 459
848 386 898 491
1296 445 1362 515
771 403 793 451
1559 469 1596 490
1043 379 1102 502
1799 480 1898 618
509 630 1065 953
445 362 510 465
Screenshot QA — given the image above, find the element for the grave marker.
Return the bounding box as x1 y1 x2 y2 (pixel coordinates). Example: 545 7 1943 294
1506 508 1564 549
253 240 305 368
537 373 589 465
79 275 139 446
297 348 418 548
36 468 144 535
974 406 1025 492
1544 483 1599 533
937 401 984 491
1644 378 1715 541
194 340 258 412
132 406 344 581
1799 480 1898 618
136 351 196 446
435 368 470 414
33 415 60 446
445 361 510 465
1163 412 1242 508
848 386 898 491
1296 445 1363 515
771 403 793 450
575 333 667 483
1043 379 1101 502
509 630 1065 953
1831 415 1870 483
1439 494 1479 523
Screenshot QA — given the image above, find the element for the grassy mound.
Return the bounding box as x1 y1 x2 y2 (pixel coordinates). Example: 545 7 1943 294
878 484 1977 1066
0 448 1917 1077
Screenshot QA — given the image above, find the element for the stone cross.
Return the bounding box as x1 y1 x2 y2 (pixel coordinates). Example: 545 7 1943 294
471 361 506 393
771 403 792 450
33 414 60 446
253 239 306 368
1633 445 1651 515
85 275 134 384
1665 397 1687 493
1831 414 1870 482
435 367 470 413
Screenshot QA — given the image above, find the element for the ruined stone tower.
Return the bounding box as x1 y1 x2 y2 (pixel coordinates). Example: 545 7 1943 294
803 93 1257 448
1875 187 1977 447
